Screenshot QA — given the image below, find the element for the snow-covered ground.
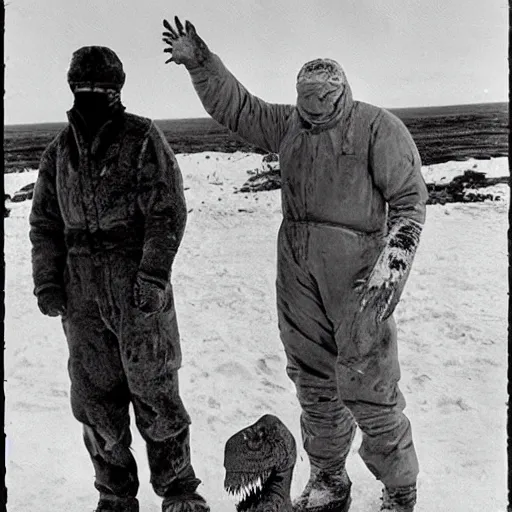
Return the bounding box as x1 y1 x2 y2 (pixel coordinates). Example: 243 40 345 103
4 153 509 512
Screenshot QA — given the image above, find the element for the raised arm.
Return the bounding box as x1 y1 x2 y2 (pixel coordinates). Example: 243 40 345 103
162 16 294 153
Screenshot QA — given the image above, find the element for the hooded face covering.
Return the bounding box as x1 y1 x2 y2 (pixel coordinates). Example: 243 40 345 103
67 46 125 133
72 91 120 133
296 58 352 127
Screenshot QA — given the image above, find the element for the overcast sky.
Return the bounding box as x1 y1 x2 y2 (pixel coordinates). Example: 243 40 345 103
4 0 508 125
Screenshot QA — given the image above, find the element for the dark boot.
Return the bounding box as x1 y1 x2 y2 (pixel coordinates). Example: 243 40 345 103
160 465 209 512
94 495 139 512
380 484 416 512
293 467 352 512
162 492 210 512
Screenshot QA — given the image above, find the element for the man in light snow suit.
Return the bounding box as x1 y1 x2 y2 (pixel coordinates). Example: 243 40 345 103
29 46 209 512
162 18 428 512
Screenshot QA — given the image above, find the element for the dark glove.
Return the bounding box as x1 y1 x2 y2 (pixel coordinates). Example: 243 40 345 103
162 16 211 69
37 287 67 317
354 217 423 323
133 273 167 315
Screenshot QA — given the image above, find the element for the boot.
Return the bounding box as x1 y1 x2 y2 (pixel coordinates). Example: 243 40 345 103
161 466 209 512
162 492 210 512
293 467 352 512
94 495 139 512
380 484 416 512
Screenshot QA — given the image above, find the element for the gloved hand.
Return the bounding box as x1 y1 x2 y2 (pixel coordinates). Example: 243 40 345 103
162 16 210 69
354 217 423 323
37 287 67 317
133 273 167 315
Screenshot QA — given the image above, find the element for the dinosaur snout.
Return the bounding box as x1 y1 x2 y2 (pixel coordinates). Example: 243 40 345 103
243 426 266 451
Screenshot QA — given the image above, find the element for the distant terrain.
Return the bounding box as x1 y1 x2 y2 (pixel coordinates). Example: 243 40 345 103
3 102 508 172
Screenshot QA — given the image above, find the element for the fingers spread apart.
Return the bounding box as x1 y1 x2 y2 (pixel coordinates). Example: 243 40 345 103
162 16 195 38
163 19 179 39
175 16 186 36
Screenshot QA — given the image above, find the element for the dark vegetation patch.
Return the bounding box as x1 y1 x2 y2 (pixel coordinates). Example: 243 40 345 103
4 102 508 172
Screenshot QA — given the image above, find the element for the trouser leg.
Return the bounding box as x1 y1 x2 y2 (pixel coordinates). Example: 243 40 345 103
116 271 199 498
63 298 138 498
338 317 419 489
347 396 419 489
306 225 420 489
131 373 199 498
336 319 419 488
276 225 356 472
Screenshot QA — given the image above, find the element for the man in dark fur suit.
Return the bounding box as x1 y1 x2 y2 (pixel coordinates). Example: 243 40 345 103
29 46 209 512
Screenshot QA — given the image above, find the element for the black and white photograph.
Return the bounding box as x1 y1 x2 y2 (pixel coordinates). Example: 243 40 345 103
3 1 509 511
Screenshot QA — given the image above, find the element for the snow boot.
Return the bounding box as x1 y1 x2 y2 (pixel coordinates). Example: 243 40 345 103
293 467 352 512
162 492 210 512
94 495 139 512
379 484 416 512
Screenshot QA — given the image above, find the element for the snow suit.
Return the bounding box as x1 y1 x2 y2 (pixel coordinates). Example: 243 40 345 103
29 104 200 500
185 53 428 488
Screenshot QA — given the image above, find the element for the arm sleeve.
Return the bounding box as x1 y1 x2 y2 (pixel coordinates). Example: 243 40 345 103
136 123 187 287
188 53 295 153
29 143 67 295
369 109 428 225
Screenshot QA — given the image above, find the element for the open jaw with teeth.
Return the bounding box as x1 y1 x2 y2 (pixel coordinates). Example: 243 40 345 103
225 469 274 512
223 414 297 512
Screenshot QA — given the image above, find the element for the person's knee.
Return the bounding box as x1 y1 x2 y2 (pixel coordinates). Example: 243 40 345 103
69 374 131 437
131 374 191 443
347 400 409 440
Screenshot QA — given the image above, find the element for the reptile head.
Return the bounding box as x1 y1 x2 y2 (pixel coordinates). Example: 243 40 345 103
224 414 297 512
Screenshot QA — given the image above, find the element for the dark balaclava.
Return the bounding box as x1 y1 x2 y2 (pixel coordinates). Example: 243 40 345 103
296 58 352 127
67 46 126 133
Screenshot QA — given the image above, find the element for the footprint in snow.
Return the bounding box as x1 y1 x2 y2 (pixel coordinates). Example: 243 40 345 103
214 361 253 380
256 358 273 376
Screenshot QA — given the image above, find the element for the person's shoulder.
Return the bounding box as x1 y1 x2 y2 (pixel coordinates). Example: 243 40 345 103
356 101 409 134
354 101 388 123
123 111 153 136
42 125 70 159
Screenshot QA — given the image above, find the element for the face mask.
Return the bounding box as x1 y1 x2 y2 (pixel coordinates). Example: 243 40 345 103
73 91 120 132
296 59 348 126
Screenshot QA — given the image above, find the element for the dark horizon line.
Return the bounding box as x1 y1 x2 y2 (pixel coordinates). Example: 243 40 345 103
5 100 508 128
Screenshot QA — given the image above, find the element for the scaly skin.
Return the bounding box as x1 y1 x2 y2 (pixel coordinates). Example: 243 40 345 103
223 415 297 512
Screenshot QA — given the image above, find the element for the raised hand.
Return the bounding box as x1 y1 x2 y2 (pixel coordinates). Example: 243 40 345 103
162 16 210 69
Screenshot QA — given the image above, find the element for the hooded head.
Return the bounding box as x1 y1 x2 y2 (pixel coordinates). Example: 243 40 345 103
296 58 353 127
68 45 125 93
67 46 125 131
